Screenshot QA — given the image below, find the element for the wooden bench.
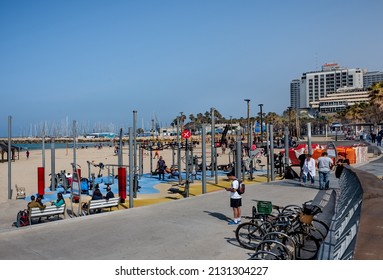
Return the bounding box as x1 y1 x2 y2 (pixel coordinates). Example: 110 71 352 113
81 197 120 215
29 205 66 224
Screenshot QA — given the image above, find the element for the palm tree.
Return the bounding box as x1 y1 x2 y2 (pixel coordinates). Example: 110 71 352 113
196 113 204 124
344 103 368 124
204 111 211 123
364 82 383 129
265 112 283 135
369 82 383 113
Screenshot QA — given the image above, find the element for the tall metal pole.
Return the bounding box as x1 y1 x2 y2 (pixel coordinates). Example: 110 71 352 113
214 142 218 184
258 104 263 143
177 116 181 185
288 106 292 140
133 111 139 199
307 123 312 155
249 121 254 180
133 110 137 174
150 143 153 176
8 116 12 199
244 99 250 149
284 127 290 167
296 110 300 139
266 124 270 182
138 143 143 178
236 129 242 180
128 127 134 208
212 108 218 184
201 124 207 194
185 138 189 197
42 124 46 187
210 108 215 178
118 128 123 167
270 124 275 181
72 120 80 213
73 120 77 171
51 138 56 191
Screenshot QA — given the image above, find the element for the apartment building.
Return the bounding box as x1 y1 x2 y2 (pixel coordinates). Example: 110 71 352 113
291 63 382 114
363 71 383 88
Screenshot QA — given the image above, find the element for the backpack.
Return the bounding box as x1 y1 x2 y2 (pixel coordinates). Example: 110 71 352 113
236 180 245 195
15 209 29 227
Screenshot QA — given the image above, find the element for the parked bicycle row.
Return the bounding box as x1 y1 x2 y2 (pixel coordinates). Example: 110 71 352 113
235 200 329 260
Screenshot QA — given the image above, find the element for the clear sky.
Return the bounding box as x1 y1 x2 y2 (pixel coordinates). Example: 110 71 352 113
1 0 382 137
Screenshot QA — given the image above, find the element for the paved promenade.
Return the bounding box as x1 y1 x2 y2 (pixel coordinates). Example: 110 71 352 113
0 177 320 260
0 140 380 260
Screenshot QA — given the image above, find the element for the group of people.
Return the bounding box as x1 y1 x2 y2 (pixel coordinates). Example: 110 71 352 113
224 148 352 225
27 193 65 210
27 192 66 222
298 150 350 190
90 185 114 201
81 185 115 214
27 184 116 220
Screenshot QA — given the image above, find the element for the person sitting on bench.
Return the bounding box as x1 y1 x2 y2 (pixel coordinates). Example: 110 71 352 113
165 166 179 179
51 192 65 207
103 186 114 200
27 195 46 223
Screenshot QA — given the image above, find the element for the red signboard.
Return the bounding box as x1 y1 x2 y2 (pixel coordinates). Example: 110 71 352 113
181 129 192 139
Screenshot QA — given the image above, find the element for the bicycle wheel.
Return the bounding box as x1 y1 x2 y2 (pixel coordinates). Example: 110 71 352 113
311 219 329 241
265 232 297 260
256 239 293 260
250 250 281 260
281 204 302 215
288 230 320 260
235 222 265 250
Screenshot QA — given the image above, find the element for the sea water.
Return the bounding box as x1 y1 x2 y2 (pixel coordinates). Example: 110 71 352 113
14 142 112 150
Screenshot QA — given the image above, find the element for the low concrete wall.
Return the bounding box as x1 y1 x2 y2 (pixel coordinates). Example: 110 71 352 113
320 165 383 259
352 167 383 259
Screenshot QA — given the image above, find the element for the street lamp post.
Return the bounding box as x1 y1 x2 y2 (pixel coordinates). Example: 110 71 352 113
258 104 263 143
244 99 251 149
288 106 292 138
296 109 300 140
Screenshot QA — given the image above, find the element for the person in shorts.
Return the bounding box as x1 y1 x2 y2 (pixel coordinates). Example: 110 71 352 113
226 174 242 225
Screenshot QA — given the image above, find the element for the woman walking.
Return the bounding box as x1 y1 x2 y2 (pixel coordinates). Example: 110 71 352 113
302 154 316 186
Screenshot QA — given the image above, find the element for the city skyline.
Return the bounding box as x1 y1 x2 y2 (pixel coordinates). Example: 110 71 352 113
1 0 382 136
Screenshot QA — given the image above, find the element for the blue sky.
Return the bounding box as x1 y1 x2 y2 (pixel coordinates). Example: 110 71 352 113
1 0 382 136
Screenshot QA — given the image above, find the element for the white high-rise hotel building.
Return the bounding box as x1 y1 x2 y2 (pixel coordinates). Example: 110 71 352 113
291 63 383 114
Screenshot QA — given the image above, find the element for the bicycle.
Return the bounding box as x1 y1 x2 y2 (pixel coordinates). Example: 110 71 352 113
282 203 325 260
235 204 293 250
235 206 275 250
281 202 329 241
237 200 329 260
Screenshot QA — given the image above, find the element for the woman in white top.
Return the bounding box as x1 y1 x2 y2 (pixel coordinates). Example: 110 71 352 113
225 174 242 225
302 154 316 186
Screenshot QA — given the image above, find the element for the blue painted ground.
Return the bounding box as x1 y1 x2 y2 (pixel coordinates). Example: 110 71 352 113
26 170 264 203
26 171 227 203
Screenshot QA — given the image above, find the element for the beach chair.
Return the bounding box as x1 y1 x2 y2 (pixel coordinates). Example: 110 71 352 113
15 185 26 199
